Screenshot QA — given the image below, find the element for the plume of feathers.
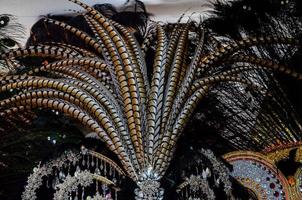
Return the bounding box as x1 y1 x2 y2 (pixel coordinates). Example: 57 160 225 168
0 14 25 76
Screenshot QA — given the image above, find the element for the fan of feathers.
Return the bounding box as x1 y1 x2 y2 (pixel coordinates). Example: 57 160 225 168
0 0 302 199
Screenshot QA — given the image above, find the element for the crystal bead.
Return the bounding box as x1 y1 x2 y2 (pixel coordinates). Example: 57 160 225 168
100 161 104 170
95 168 100 175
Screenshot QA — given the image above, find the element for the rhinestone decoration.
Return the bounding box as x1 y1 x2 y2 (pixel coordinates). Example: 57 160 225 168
200 149 233 195
22 151 81 200
176 149 234 200
135 166 164 200
22 147 123 200
225 152 289 200
53 170 94 200
188 175 215 200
